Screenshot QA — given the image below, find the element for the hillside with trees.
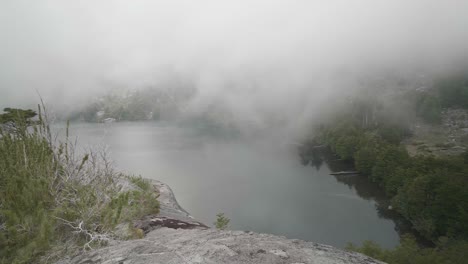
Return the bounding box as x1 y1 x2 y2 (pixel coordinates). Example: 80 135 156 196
307 74 468 263
66 85 195 123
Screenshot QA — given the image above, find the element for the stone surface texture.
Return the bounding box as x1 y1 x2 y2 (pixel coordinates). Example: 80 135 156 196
57 179 384 264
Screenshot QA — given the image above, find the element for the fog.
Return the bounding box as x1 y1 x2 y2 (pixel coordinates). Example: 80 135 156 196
1 0 468 137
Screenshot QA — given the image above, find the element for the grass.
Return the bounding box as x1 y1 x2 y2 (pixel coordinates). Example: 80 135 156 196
129 175 152 192
0 106 159 263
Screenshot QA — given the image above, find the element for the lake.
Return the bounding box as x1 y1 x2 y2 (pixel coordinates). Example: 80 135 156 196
56 121 400 248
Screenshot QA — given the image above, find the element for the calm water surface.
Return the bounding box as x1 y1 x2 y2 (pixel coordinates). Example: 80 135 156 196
57 121 400 248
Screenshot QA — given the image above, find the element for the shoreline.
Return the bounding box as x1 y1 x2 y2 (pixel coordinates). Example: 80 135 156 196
57 177 385 264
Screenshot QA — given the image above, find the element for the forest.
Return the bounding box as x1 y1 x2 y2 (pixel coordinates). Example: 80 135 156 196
66 85 195 122
314 75 468 263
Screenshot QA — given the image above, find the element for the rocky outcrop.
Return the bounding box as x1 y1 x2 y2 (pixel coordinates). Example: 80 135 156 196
57 180 384 264
131 180 208 234
143 180 208 230
59 227 384 264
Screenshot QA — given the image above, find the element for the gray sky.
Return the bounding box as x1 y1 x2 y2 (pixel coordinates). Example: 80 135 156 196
1 0 468 131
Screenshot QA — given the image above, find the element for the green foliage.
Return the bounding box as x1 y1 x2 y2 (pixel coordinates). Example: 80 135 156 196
126 176 160 220
0 108 56 263
319 121 361 161
0 108 37 124
463 150 468 163
124 189 160 221
129 175 152 192
315 94 468 262
394 167 468 240
347 235 468 264
354 146 377 175
214 213 230 230
377 123 411 144
415 94 442 123
437 74 468 108
68 86 195 122
370 145 409 184
317 108 468 242
0 106 159 263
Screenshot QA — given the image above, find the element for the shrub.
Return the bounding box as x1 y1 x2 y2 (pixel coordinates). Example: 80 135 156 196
0 106 159 263
347 235 468 264
214 213 230 230
415 95 442 123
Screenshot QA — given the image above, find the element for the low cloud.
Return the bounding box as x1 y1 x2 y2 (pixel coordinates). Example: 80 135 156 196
1 0 468 136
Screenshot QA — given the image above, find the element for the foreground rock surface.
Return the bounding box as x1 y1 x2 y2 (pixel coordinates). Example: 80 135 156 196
60 227 383 264
58 179 384 264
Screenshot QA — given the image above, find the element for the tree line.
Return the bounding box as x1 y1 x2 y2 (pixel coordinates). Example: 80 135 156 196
312 86 468 263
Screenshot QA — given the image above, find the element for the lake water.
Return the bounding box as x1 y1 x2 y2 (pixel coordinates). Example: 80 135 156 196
57 121 400 248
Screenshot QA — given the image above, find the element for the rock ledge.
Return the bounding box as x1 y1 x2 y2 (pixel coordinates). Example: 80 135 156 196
57 179 384 264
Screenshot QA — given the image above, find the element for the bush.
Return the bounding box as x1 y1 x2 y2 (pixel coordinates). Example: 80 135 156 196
316 94 468 263
437 75 468 108
316 108 468 239
347 235 468 264
0 107 159 263
415 94 442 123
214 213 230 230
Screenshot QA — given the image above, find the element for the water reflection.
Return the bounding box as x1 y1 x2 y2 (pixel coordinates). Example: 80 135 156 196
299 145 430 245
56 122 402 248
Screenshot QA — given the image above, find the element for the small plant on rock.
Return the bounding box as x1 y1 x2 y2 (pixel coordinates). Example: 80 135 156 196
214 213 230 230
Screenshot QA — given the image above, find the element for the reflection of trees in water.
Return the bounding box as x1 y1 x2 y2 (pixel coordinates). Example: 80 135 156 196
330 159 433 246
300 152 323 169
299 146 426 243
331 172 419 237
299 146 388 204
333 174 385 202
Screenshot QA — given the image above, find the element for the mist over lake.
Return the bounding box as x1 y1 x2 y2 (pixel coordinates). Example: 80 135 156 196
55 121 400 248
2 1 468 263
